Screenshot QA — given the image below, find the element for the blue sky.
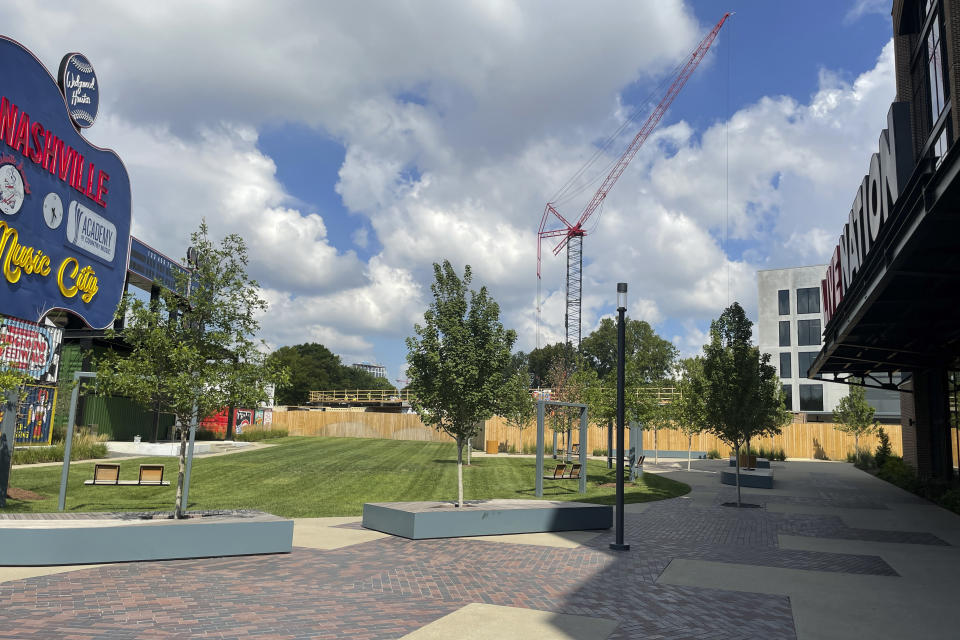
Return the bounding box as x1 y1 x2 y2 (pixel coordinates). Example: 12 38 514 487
7 0 898 387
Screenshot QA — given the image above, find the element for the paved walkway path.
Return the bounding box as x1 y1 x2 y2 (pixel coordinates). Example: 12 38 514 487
0 459 958 639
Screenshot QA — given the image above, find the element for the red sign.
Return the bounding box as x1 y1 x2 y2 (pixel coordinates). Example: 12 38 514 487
0 315 61 379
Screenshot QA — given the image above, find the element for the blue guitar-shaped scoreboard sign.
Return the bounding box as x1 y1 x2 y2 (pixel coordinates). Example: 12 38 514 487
0 37 131 329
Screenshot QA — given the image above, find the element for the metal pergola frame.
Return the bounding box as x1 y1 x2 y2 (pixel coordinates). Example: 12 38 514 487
536 400 587 497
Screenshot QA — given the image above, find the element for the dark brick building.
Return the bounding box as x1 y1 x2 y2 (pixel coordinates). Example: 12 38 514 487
813 0 960 479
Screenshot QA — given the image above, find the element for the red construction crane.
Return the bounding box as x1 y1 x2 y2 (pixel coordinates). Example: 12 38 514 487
537 13 731 351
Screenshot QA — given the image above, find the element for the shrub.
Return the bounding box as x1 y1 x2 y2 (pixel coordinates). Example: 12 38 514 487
875 428 893 467
748 445 785 461
852 449 875 469
234 429 288 442
706 448 720 459
936 488 960 515
12 430 109 464
592 447 608 457
51 422 67 444
876 457 919 493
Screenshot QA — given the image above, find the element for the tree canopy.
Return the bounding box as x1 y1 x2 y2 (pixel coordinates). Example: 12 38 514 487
527 342 574 387
405 261 516 507
580 317 677 381
267 343 393 405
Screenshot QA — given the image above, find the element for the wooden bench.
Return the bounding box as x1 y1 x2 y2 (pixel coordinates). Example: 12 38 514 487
84 463 170 486
543 463 581 480
543 463 567 480
85 463 120 485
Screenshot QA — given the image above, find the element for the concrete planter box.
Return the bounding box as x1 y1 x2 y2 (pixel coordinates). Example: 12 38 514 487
721 468 773 489
363 499 612 540
0 512 293 566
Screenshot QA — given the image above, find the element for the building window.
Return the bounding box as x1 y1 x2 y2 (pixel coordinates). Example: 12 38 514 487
927 15 946 126
780 352 791 379
796 287 820 314
797 351 818 378
797 319 821 346
778 289 789 315
782 384 793 411
779 321 790 347
934 126 949 167
799 384 824 411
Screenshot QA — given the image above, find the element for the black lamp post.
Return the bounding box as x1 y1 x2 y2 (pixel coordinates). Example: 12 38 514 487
610 282 630 551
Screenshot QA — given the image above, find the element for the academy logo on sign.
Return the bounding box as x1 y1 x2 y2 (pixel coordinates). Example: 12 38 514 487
0 37 131 329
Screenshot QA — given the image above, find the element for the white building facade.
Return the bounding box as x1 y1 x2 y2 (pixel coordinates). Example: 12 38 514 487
757 266 899 420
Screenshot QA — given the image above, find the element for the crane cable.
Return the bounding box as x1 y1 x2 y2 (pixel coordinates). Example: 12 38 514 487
548 56 688 208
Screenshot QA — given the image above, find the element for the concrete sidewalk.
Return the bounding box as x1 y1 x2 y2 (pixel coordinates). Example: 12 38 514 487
0 458 957 638
656 459 960 639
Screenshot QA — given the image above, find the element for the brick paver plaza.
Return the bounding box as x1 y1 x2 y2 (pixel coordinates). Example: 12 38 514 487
1 459 958 639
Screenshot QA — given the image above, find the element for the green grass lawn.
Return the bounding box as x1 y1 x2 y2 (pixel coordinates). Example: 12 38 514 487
5 436 690 517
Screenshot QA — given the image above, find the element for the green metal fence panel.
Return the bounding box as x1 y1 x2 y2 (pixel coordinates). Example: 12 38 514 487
53 343 85 431
81 395 173 441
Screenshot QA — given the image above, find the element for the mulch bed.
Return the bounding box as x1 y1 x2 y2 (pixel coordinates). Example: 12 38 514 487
6 487 44 501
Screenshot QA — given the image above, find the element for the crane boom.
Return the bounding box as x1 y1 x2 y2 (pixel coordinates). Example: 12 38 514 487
550 12 731 257
536 13 731 352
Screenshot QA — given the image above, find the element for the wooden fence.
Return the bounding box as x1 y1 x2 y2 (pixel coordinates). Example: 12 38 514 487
272 410 449 442
482 414 902 460
272 409 903 461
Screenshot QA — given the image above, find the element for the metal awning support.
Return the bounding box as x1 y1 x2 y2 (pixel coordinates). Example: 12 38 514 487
813 370 912 392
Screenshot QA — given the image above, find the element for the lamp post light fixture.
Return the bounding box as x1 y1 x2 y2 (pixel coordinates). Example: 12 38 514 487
610 282 630 551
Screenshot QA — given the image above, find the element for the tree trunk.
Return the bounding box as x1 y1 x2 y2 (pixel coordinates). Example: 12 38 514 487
854 433 859 455
734 439 742 507
174 426 188 518
607 418 613 469
687 434 692 471
654 428 659 465
226 404 236 440
456 438 464 508
466 440 471 466
151 397 161 443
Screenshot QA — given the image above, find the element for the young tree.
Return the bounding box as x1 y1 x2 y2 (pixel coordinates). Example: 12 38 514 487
675 356 708 471
97 221 281 518
644 386 673 465
546 357 578 457
702 302 790 506
580 365 615 464
500 371 536 453
406 261 516 508
833 384 877 454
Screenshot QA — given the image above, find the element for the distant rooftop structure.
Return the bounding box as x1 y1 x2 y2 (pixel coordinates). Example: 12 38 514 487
352 362 387 379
